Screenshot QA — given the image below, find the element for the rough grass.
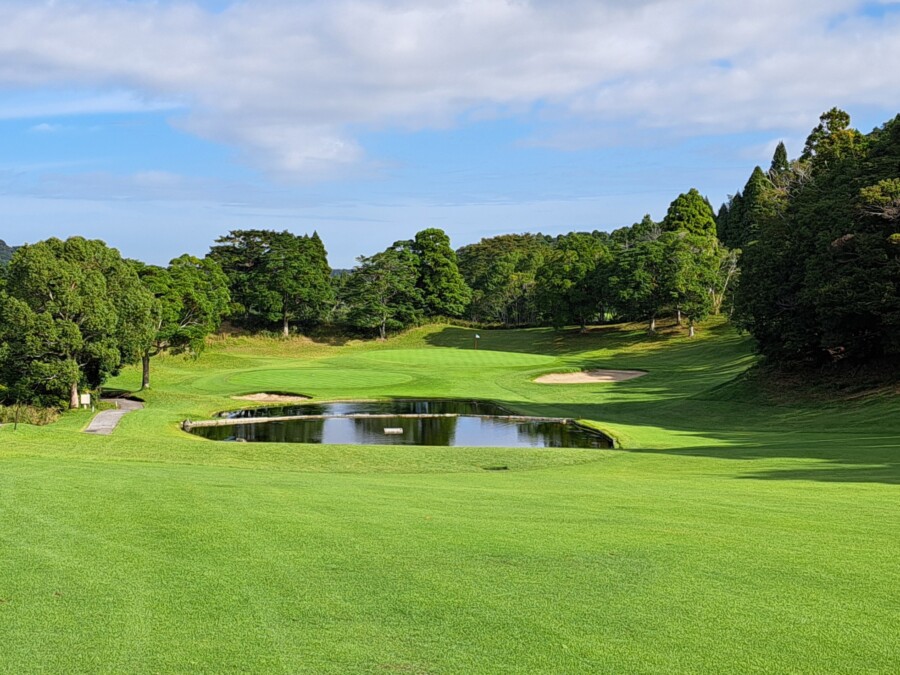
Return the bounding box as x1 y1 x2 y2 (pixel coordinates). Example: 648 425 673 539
0 404 60 426
1 317 898 673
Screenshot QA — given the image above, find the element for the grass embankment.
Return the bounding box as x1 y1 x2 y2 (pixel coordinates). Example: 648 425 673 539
1 319 898 673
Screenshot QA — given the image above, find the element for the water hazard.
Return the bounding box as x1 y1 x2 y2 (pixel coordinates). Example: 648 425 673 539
188 399 614 449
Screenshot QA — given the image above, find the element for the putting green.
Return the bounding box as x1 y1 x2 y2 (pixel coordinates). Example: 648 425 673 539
225 367 415 392
360 348 554 367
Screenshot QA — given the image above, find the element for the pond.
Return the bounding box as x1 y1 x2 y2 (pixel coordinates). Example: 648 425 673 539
187 399 614 449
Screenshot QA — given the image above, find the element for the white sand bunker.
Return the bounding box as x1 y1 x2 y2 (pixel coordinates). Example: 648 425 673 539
231 393 310 403
535 369 647 384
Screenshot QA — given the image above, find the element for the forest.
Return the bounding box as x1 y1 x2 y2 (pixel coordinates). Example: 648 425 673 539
1 108 898 409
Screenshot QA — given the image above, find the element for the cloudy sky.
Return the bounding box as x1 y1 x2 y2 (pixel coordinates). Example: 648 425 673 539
1 0 899 266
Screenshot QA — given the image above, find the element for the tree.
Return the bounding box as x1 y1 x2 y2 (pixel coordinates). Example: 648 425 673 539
208 229 333 335
801 107 861 162
0 293 81 408
137 255 231 389
733 108 900 365
662 188 717 237
668 233 720 336
411 228 471 317
1 237 154 408
207 229 272 326
535 233 611 330
341 242 423 338
261 231 334 336
769 141 790 180
610 236 676 333
457 233 550 326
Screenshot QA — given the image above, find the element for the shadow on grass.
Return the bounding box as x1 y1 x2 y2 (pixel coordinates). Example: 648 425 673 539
422 324 652 357
632 441 900 485
424 321 748 364
304 332 356 347
490 397 900 485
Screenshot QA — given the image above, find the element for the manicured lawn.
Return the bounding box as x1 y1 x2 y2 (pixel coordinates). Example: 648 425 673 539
1 319 898 672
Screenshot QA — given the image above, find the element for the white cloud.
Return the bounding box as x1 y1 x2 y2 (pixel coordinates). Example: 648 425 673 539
28 123 62 133
0 0 896 178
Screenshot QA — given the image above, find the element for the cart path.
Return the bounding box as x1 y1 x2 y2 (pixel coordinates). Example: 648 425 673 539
84 398 144 435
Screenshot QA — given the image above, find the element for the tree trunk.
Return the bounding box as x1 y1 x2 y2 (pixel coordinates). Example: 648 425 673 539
676 308 683 326
379 317 387 340
649 316 656 334
70 381 80 410
689 320 695 338
282 312 290 337
141 352 151 390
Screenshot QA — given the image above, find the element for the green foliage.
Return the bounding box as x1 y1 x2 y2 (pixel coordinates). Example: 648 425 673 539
608 191 726 332
668 232 720 329
457 233 550 326
411 228 472 317
610 214 661 249
769 141 790 177
138 255 231 388
341 242 423 338
0 403 59 425
662 188 717 237
208 229 333 334
800 107 862 162
734 109 900 364
535 233 612 329
0 237 154 406
207 229 271 323
610 236 674 331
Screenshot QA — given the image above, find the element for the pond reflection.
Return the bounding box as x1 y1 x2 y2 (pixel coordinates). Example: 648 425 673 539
192 399 613 449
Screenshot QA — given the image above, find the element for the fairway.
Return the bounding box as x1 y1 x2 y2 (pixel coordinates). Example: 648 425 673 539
1 320 899 673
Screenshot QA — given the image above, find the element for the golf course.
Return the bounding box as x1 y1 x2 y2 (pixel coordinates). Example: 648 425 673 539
1 319 897 673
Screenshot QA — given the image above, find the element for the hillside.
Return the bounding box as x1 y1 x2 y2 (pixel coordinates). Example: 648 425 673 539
0 239 16 265
1 320 898 672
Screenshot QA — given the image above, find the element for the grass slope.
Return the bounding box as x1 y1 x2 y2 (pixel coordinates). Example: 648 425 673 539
1 319 898 673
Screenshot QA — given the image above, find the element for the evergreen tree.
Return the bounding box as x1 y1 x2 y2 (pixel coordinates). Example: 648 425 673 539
535 233 611 330
735 166 778 248
208 229 274 326
662 188 717 237
209 229 333 334
769 141 790 179
457 234 550 326
341 242 423 338
411 228 471 317
733 108 900 365
610 236 677 333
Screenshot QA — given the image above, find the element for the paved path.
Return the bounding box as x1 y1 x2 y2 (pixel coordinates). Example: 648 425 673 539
84 398 144 435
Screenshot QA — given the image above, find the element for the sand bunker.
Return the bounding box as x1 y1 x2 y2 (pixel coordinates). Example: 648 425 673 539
231 393 310 403
535 369 647 384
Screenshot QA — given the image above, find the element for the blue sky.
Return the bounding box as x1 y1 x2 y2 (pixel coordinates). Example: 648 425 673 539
1 0 899 267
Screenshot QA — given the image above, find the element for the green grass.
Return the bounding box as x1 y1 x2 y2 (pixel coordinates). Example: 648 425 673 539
1 318 898 673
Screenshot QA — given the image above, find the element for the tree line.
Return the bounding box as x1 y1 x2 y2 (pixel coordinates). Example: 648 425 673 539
1 108 897 408
719 108 900 366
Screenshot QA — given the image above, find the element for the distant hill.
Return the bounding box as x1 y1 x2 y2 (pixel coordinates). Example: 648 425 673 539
0 239 17 265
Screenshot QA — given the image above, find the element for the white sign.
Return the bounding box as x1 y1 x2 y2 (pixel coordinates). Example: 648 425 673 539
79 393 91 406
